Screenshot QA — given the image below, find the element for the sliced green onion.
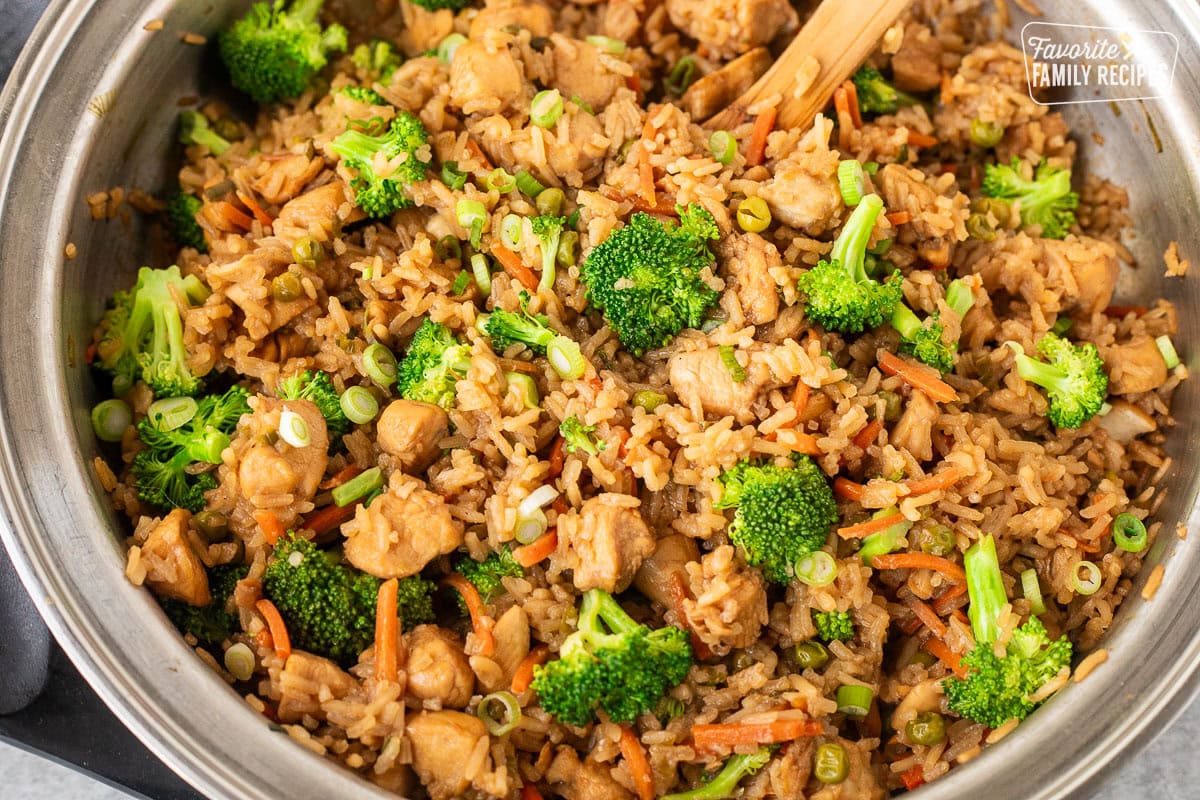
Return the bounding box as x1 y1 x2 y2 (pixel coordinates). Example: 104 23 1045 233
362 342 398 387
111 372 134 396
505 371 540 409
477 690 522 735
863 161 879 175
435 235 462 262
1112 513 1148 552
340 385 379 425
547 335 585 380
858 509 912 565
514 507 547 544
91 398 132 442
585 34 626 54
278 408 312 448
451 270 472 295
718 345 747 383
1156 335 1180 369
1050 317 1073 336
441 160 468 191
633 390 667 412
837 159 865 207
147 397 198 432
795 551 838 587
570 94 594 115
519 484 560 517
708 130 736 165
515 169 545 197
332 466 384 508
531 89 564 128
1071 560 1101 596
1021 567 1046 615
455 198 488 249
665 56 697 95
475 313 491 336
437 33 467 64
471 253 493 297
500 214 524 250
835 684 873 717
224 642 256 681
945 278 975 318
486 167 516 193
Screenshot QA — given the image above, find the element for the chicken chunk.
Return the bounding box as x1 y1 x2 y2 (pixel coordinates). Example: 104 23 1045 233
405 711 490 800
273 181 363 246
718 231 781 325
1096 399 1157 443
681 47 771 121
877 164 966 268
506 106 608 187
449 40 526 116
890 390 936 462
633 533 699 608
890 24 943 92
469 0 553 38
668 346 772 423
252 154 323 205
682 545 768 655
376 399 448 474
396 2 455 56
891 678 944 735
343 477 464 578
563 494 656 593
276 651 358 722
546 748 632 800
1103 336 1169 396
549 35 625 112
1043 237 1118 315
233 397 329 530
665 0 797 59
757 145 841 234
405 625 474 708
140 509 210 606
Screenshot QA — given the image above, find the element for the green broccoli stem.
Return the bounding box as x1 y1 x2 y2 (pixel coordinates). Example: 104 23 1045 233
587 588 641 635
661 749 772 800
945 279 974 318
328 128 380 164
538 229 561 293
890 302 923 341
1012 346 1069 395
964 534 1007 645
832 194 884 282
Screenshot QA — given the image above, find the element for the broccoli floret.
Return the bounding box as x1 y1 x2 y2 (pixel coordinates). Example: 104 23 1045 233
532 588 693 726
95 266 211 398
889 278 975 372
219 0 348 104
277 369 351 440
328 111 430 217
851 66 920 115
797 194 903 334
456 547 523 603
408 0 471 10
982 158 1079 239
559 415 605 457
812 610 854 643
178 110 231 156
263 533 434 664
1006 333 1108 429
531 214 566 293
580 204 721 356
482 293 586 378
161 563 249 646
164 191 207 253
715 458 838 585
943 535 1073 728
338 85 387 105
661 748 773 800
396 319 472 410
131 386 251 512
350 39 402 82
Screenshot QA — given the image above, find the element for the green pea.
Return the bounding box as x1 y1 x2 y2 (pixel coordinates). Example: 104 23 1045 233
271 271 304 302
736 196 772 233
633 390 667 413
966 213 996 242
536 187 565 217
879 390 902 422
193 510 229 542
969 118 1005 148
730 649 755 672
556 231 579 267
291 236 323 268
814 742 849 784
905 711 947 746
214 118 241 142
919 525 956 557
794 640 830 670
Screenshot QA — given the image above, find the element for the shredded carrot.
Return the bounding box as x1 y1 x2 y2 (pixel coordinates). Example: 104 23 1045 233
838 511 904 540
236 189 273 227
441 573 495 656
871 553 966 583
885 211 912 226
551 496 569 515
904 467 963 495
852 419 883 450
693 719 824 752
792 382 811 417
320 464 363 490
625 73 641 98
303 502 358 538
255 629 273 650
906 130 938 148
619 726 655 800
511 644 551 694
491 244 540 293
616 428 632 458
877 351 958 404
521 784 545 800
833 477 866 502
548 436 566 478
769 428 821 456
637 141 658 210
842 80 863 129
85 342 97 365
746 106 776 168
939 162 960 175
513 529 558 568
901 764 926 791
1069 533 1101 554
923 638 967 679
905 596 949 639
951 608 969 627
212 200 253 231
375 578 399 683
668 572 712 660
464 138 493 170
255 599 292 661
939 73 953 105
254 510 285 546
931 581 969 616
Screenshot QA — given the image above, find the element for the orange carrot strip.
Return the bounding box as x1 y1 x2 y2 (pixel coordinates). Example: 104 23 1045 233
551 496 569 515
923 638 968 679
792 382 811 417
842 80 863 129
833 477 866 502
521 784 545 800
375 578 399 683
441 574 495 656
771 428 821 456
637 140 657 209
511 644 551 694
254 510 285 546
255 629 273 650
236 189 273 227
692 719 824 752
905 596 949 640
877 351 958 404
837 511 904 540
905 467 963 495
85 342 97 365
619 726 655 800
901 764 926 791
548 436 566 478
852 419 883 450
746 106 776 167
320 464 363 490
871 553 966 583
255 599 292 661
464 138 493 170
885 211 912 226
513 529 558 568
491 244 540 293
906 130 938 148
931 581 969 616
303 503 358 538
213 200 254 230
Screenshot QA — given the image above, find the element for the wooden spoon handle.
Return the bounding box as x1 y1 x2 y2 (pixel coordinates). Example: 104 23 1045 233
705 0 912 131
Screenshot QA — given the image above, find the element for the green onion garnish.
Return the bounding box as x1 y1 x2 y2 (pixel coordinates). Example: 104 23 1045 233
451 270 472 295
500 213 523 250
531 89 564 128
708 130 737 165
437 33 467 64
505 371 540 410
147 396 198 432
857 509 912 565
1156 335 1180 369
91 398 132 442
665 55 697 95
1071 560 1101 595
455 198 488 249
795 551 838 587
435 234 462 262
477 690 522 735
514 507 547 544
718 345 747 383
837 159 865 207
1112 512 1148 552
835 684 873 717
278 408 311 448
339 386 379 425
1020 567 1045 615
332 466 384 507
440 160 468 191
471 253 493 297
585 35 626 55
547 335 586 380
223 642 256 681
362 342 398 387
515 169 545 198
486 167 516 193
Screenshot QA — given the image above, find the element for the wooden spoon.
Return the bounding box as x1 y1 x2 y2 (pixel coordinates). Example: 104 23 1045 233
705 0 912 131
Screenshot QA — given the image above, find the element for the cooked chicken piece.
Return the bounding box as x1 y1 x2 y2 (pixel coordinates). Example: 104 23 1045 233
682 545 768 655
405 711 490 800
405 625 474 708
718 231 781 325
507 106 608 187
602 0 642 42
891 677 944 735
890 24 943 92
343 478 464 578
234 397 329 529
549 35 625 112
274 181 363 246
449 40 526 116
877 164 964 268
681 47 771 121
252 154 324 206
758 157 842 234
546 747 632 800
211 249 315 341
488 605 530 690
668 346 772 423
396 2 455 56
1096 400 1157 443
276 651 358 722
633 533 699 608
1042 238 1118 315
141 509 210 606
376 399 449 473
665 0 797 59
470 0 554 38
890 390 936 462
564 494 657 593
1103 336 1169 396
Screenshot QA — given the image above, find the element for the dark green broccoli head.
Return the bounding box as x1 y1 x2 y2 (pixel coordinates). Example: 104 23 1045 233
484 292 557 354
131 449 219 514
328 111 430 217
178 110 231 156
396 318 472 410
350 39 402 82
580 204 721 356
338 85 387 105
161 563 249 646
812 610 854 643
982 158 1079 239
1009 333 1108 428
276 369 351 440
715 458 838 584
559 415 605 457
219 0 348 105
891 303 953 373
456 546 523 603
851 66 919 115
660 748 773 800
165 192 207 253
